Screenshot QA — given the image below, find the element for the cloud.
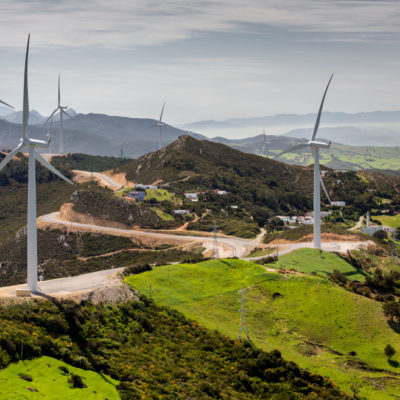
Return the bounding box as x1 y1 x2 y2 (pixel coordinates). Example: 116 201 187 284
0 0 400 49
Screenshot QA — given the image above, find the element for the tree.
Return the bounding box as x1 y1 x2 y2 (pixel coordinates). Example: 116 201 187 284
383 301 400 323
384 344 396 360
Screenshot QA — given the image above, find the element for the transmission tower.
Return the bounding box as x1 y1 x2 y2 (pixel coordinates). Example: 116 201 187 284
238 287 250 341
212 220 220 258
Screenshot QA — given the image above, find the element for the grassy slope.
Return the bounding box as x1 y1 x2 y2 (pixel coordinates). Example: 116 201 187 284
0 356 119 400
271 248 367 281
126 258 400 400
375 214 400 228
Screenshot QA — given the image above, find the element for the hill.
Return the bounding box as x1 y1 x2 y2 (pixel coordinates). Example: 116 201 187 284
126 257 400 399
117 136 400 224
0 297 346 399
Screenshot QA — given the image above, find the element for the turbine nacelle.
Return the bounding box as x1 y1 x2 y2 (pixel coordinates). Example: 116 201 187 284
21 137 50 149
308 140 331 149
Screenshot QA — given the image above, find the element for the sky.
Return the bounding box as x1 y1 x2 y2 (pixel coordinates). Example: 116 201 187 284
1 0 400 128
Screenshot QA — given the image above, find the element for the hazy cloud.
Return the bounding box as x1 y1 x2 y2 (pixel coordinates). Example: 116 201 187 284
0 0 400 49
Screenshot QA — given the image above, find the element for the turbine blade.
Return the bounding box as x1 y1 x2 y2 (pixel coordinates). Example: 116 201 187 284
320 176 332 204
34 150 73 184
23 34 30 138
0 142 24 172
159 102 166 122
311 73 334 141
58 74 61 107
274 143 309 159
62 109 73 119
43 108 59 127
0 99 14 109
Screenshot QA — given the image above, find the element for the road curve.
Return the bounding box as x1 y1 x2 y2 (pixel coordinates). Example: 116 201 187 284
39 212 252 258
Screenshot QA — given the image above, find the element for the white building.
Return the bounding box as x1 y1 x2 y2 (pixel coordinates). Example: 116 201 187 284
331 201 346 207
184 192 199 202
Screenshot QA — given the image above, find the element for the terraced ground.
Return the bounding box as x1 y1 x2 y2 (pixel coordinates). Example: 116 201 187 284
126 255 400 400
0 356 119 399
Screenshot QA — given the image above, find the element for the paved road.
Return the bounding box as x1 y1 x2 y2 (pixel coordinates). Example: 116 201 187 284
0 267 124 298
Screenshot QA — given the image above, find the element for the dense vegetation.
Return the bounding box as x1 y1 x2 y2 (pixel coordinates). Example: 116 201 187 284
0 152 72 186
0 229 203 287
51 153 132 172
0 297 346 399
72 186 183 229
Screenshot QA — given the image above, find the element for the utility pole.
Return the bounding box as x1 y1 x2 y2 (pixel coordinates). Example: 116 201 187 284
212 220 219 258
238 288 250 341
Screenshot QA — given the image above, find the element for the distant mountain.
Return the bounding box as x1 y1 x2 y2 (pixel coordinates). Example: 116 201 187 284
1 109 47 125
0 106 13 117
182 110 400 131
284 126 400 146
0 112 205 157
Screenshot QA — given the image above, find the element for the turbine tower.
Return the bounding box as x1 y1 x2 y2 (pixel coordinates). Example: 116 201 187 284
275 74 334 249
154 102 166 150
262 129 269 157
44 74 73 154
0 35 73 293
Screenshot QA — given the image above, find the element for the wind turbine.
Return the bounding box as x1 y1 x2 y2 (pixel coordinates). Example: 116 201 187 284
0 35 73 293
44 74 73 154
262 129 270 157
153 102 166 150
274 74 333 249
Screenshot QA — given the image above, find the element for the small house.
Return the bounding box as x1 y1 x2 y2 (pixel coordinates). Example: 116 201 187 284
127 191 146 201
173 209 190 215
184 192 199 202
331 201 346 207
135 184 158 190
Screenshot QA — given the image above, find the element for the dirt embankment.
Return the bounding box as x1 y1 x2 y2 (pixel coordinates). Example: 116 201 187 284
270 232 366 244
103 171 134 187
59 203 129 230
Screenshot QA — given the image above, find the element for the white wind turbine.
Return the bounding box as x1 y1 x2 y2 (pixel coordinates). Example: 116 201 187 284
152 102 166 149
262 129 270 157
0 35 73 293
44 74 73 154
274 74 334 249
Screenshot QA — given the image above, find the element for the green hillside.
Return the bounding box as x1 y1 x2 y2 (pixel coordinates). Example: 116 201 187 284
0 356 119 399
126 257 400 399
0 297 345 399
271 248 367 281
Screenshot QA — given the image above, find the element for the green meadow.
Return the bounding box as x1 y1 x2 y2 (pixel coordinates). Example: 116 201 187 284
0 356 119 400
126 254 400 399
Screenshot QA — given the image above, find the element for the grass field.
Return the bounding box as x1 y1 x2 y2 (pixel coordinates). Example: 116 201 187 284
276 144 400 170
0 356 119 399
153 207 175 221
126 257 400 399
374 214 400 228
271 248 367 281
145 188 177 203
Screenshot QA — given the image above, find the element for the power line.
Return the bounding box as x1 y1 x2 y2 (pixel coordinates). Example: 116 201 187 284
238 287 250 341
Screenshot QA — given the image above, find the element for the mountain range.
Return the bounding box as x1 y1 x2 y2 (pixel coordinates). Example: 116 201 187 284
1 109 400 171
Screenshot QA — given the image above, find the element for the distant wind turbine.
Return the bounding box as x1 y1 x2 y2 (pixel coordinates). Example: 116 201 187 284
0 35 73 293
275 74 334 249
152 102 166 150
262 129 270 157
44 74 73 154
